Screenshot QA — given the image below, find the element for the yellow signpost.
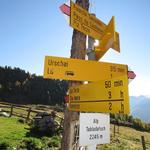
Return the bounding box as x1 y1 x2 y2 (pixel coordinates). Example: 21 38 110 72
58 1 132 148
112 32 120 52
70 1 120 52
44 56 128 82
69 75 129 114
70 0 106 40
94 16 116 60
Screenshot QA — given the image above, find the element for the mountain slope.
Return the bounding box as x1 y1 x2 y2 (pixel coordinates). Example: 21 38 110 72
98 124 150 149
130 96 150 123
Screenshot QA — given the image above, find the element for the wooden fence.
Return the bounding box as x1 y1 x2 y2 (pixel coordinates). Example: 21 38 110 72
0 102 63 125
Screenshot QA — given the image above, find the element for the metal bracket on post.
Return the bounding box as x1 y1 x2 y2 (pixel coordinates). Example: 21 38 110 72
87 36 95 60
87 13 96 61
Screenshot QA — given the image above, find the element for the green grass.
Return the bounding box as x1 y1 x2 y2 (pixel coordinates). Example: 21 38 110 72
0 117 29 149
0 117 61 150
98 125 150 150
1 115 150 150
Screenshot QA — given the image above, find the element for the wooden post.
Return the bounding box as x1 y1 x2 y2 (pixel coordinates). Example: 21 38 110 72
114 124 116 137
61 0 89 150
141 136 146 150
9 104 13 117
117 124 119 134
26 107 31 123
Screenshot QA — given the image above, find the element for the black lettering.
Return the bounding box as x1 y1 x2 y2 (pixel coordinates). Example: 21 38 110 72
83 18 89 26
117 67 125 73
89 134 102 140
108 91 112 99
69 96 73 101
110 66 116 72
109 102 112 111
120 90 124 98
114 80 123 87
105 81 111 88
74 96 80 100
74 3 87 17
48 59 68 67
70 88 79 94
81 24 90 33
47 68 54 75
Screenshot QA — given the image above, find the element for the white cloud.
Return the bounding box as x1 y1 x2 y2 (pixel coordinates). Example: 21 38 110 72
129 75 150 96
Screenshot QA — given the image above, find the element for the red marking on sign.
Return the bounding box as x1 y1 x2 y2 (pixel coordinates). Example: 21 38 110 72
59 4 70 16
65 95 69 103
128 71 136 79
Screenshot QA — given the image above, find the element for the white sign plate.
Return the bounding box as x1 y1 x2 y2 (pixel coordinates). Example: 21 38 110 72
79 113 110 146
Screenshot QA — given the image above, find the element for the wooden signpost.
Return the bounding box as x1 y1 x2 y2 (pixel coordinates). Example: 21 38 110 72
43 1 137 149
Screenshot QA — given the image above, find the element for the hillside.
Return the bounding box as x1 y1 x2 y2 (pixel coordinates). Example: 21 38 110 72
0 116 150 150
130 96 150 123
0 66 68 105
99 125 150 149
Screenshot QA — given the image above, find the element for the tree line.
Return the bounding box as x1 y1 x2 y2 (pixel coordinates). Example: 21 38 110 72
0 66 68 105
111 113 150 132
0 66 150 132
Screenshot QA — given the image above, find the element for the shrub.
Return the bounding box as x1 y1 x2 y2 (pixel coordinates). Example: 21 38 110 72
48 136 60 148
41 136 60 149
18 138 42 150
133 118 145 131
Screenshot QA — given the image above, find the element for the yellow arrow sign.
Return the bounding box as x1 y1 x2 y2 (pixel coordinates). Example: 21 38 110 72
70 1 120 52
95 33 120 60
112 32 120 52
95 16 117 60
44 56 128 81
69 75 129 114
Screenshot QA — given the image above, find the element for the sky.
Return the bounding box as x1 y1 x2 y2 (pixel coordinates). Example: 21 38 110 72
0 0 150 96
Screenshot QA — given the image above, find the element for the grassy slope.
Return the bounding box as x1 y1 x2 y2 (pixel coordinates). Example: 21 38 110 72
0 117 61 150
99 125 150 150
0 116 150 150
0 117 29 149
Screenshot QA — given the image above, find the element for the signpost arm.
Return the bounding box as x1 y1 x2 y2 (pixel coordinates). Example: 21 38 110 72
61 0 89 150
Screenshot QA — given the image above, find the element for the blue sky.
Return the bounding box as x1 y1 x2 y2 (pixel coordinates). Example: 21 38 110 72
0 0 150 96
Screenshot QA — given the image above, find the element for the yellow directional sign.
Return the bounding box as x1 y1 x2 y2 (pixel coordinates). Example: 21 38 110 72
70 1 120 52
101 16 116 43
69 75 129 114
43 56 128 81
112 32 120 52
94 16 116 60
95 33 120 60
70 0 106 40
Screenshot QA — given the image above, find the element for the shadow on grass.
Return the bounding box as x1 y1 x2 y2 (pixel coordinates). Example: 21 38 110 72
25 127 59 138
0 142 9 150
